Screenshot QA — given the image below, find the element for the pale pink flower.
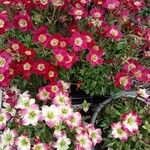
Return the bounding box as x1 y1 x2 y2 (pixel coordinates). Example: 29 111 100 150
53 92 71 106
21 104 40 126
65 112 81 129
0 128 17 147
15 135 31 150
111 122 129 141
75 132 92 150
122 111 142 134
42 105 61 128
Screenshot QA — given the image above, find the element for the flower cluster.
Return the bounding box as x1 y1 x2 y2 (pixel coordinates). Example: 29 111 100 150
0 83 102 149
111 111 142 141
115 58 150 90
0 0 148 96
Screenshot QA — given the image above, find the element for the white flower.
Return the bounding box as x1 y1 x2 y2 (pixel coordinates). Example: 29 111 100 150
3 102 16 116
54 134 71 150
15 92 35 109
15 135 31 150
21 104 40 126
42 105 61 128
0 128 17 146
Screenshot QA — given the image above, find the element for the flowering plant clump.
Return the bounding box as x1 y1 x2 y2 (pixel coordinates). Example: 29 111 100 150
0 0 148 96
0 84 102 150
96 97 150 150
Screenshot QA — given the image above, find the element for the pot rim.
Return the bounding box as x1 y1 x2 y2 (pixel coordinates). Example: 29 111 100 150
91 90 146 125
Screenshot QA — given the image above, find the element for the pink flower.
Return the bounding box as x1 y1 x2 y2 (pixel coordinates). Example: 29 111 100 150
88 124 102 146
130 66 145 81
37 85 51 101
32 143 49 150
59 105 73 120
52 92 71 106
123 58 141 73
145 28 150 44
122 111 142 134
48 81 63 98
13 11 33 32
65 112 81 129
105 25 123 41
111 122 129 141
33 25 49 46
0 71 11 87
63 52 78 69
75 132 92 150
69 6 87 20
103 0 120 10
0 50 11 73
0 11 10 34
90 8 104 19
114 71 132 91
86 49 104 67
0 110 11 130
53 48 68 67
69 31 87 51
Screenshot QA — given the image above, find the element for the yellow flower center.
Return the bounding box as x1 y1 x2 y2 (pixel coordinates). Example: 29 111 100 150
74 37 83 46
18 19 28 28
110 29 118 36
23 63 31 70
0 19 5 28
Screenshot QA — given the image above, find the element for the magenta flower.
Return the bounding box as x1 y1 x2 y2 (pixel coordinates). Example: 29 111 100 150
0 11 10 34
103 0 120 10
86 49 104 67
105 25 123 41
114 71 132 91
0 50 11 73
69 31 87 51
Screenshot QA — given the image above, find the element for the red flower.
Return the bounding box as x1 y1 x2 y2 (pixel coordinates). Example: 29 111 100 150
0 11 10 34
33 25 49 47
20 60 33 79
44 64 58 82
69 31 87 51
19 48 36 60
13 11 33 32
142 68 150 83
33 59 49 75
114 71 132 91
48 82 63 98
9 63 19 78
9 39 25 52
145 28 150 44
105 25 123 41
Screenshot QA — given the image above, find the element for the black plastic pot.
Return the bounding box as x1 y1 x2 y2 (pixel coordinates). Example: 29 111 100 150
70 84 110 105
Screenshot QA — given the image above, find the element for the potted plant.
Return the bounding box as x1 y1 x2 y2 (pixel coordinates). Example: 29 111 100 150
91 90 150 149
